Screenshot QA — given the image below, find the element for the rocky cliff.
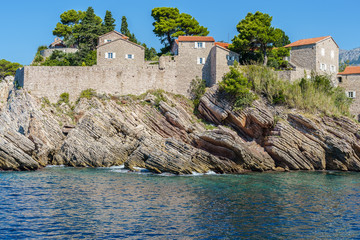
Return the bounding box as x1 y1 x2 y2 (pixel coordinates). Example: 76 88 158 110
1 78 360 173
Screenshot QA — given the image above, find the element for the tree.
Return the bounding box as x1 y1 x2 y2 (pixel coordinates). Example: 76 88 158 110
151 7 209 54
230 11 283 65
53 10 85 42
142 43 158 61
103 10 116 33
120 16 130 36
0 59 22 79
273 29 291 47
339 60 350 72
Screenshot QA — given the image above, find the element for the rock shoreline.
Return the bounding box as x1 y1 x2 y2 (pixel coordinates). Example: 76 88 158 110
1 79 360 174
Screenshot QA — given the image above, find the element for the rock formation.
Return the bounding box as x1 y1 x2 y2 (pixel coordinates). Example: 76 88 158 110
0 79 359 174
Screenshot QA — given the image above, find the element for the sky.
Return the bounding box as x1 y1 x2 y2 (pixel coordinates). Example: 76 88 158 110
1 0 359 65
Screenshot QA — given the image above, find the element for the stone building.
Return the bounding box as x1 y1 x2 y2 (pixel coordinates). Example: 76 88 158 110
171 36 239 86
97 31 145 66
40 37 78 58
283 36 339 83
337 66 360 119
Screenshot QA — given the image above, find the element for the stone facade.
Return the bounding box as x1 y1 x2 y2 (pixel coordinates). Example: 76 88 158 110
18 32 239 102
284 36 339 84
172 36 239 87
337 66 360 120
97 38 145 67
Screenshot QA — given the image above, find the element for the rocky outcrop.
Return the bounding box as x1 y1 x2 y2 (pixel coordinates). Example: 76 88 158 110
0 82 359 173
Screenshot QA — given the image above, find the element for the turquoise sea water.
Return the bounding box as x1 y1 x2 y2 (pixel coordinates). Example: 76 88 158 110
1 167 360 239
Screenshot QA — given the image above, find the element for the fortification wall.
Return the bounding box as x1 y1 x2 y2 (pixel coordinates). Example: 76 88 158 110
277 67 310 82
17 62 181 103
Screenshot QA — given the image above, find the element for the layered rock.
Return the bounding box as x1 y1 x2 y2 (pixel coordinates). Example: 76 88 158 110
0 81 359 174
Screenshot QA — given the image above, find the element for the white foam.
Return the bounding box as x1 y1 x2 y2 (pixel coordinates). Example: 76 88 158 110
45 165 65 168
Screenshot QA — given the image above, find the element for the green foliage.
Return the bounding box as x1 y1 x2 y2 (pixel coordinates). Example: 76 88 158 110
151 7 209 54
273 29 291 47
144 45 158 61
151 89 167 107
0 59 22 79
267 47 290 70
103 10 116 33
242 65 353 116
339 60 350 72
58 92 70 104
121 16 130 36
220 66 255 109
230 11 284 65
189 77 206 108
79 88 96 100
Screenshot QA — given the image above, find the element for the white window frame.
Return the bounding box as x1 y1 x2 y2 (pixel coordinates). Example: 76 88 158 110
104 39 112 43
331 50 335 59
197 57 205 64
105 52 116 59
195 42 205 49
320 63 327 71
347 91 356 98
330 65 336 73
321 48 325 56
125 54 134 59
227 55 235 61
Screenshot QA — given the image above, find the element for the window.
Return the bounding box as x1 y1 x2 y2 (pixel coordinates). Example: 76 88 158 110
125 54 134 59
321 48 325 56
338 77 342 83
195 42 205 48
197 57 205 64
227 55 235 61
331 50 335 59
104 39 112 43
105 52 116 59
320 63 327 71
330 65 336 73
347 91 356 98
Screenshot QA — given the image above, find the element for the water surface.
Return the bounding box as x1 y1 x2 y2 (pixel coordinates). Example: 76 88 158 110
1 167 360 239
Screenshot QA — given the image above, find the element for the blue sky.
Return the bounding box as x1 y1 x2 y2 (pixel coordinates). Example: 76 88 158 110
1 0 359 65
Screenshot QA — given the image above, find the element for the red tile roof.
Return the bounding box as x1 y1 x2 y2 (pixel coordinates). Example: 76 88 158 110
178 36 215 42
338 66 360 75
285 36 331 48
214 42 230 49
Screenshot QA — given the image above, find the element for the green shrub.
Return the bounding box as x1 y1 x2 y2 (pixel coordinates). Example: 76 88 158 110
58 92 69 105
79 89 96 100
151 89 167 107
220 65 255 110
189 77 206 108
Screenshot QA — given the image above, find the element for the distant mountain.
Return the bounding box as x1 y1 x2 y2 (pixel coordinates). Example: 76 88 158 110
339 47 360 65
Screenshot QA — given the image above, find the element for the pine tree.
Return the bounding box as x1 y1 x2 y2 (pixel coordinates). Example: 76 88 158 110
120 16 130 36
103 10 116 33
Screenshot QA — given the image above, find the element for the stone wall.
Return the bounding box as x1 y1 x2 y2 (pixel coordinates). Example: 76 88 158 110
17 63 180 103
337 74 360 119
214 46 239 85
289 45 316 70
277 67 311 82
40 48 78 58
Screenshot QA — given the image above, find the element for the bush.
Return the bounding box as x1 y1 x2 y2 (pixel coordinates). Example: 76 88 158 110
189 77 206 108
79 89 96 100
58 92 69 104
0 59 22 79
220 65 255 110
241 65 352 116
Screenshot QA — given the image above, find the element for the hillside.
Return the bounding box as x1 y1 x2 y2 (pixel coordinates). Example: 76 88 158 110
340 47 360 65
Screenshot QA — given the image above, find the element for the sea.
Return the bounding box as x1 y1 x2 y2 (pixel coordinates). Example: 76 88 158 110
1 166 360 239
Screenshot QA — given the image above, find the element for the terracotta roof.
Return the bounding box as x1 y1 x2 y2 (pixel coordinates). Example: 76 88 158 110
214 42 230 49
178 36 215 42
338 66 360 75
285 36 331 48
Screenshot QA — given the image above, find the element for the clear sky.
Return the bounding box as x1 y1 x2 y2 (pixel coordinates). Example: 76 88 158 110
1 0 359 65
